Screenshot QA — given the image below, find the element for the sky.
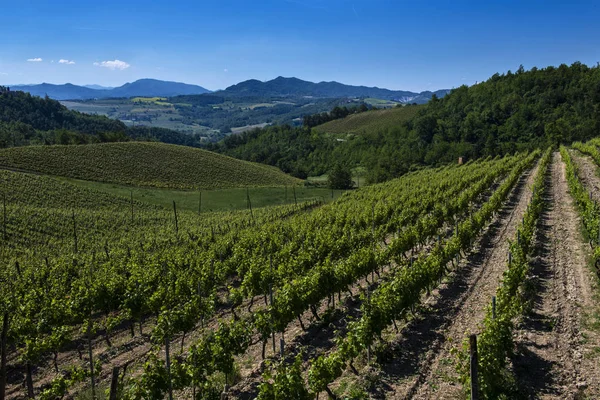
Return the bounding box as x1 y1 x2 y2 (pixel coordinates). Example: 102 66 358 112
1 0 599 92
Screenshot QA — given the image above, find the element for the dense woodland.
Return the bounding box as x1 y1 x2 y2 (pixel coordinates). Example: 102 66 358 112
212 63 600 182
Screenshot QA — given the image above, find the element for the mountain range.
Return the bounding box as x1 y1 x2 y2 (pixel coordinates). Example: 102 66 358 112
9 79 211 100
220 76 450 103
5 77 449 104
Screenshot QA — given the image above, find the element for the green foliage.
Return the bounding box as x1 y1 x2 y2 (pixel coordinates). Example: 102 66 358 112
1 149 540 399
213 63 600 182
305 151 538 395
0 142 301 189
258 354 311 400
328 164 353 189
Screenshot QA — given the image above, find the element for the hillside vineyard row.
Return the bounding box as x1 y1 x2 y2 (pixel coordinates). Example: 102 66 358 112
0 150 547 399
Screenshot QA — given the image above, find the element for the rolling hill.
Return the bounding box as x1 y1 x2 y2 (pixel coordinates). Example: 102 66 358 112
10 79 210 100
220 76 450 103
313 105 423 134
0 142 301 189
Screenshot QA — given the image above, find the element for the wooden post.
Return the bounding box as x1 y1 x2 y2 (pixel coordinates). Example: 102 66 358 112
469 334 479 400
2 192 6 241
173 201 178 235
130 191 134 223
192 351 197 400
198 191 202 215
270 257 276 355
517 230 520 246
293 186 297 207
165 337 173 400
366 288 371 363
280 338 285 357
508 252 512 265
109 366 120 400
72 210 78 253
25 361 34 398
87 318 96 400
492 296 496 320
246 189 254 221
0 313 8 400
371 204 375 282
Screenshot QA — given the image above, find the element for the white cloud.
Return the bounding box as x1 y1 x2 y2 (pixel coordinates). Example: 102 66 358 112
27 58 43 62
0 72 7 76
93 59 130 70
224 68 228 72
59 59 75 65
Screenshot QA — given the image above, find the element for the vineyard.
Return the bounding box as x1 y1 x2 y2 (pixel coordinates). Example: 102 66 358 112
0 142 300 190
1 145 600 399
313 106 421 135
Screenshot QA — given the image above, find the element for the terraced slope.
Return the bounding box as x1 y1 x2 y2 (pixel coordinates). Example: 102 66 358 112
0 142 301 189
314 105 422 134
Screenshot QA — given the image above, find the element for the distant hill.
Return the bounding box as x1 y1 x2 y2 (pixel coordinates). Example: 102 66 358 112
9 79 210 100
220 76 450 104
314 105 423 134
108 79 211 98
214 62 600 183
0 142 301 189
84 84 114 90
0 86 209 148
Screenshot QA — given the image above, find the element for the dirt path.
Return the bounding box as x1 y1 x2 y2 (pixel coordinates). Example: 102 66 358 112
570 149 600 204
374 162 540 399
512 151 600 399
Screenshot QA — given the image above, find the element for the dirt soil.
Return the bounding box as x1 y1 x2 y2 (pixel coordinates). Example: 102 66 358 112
511 151 600 399
369 162 540 399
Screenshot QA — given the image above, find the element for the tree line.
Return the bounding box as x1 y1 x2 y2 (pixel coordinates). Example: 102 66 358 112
211 62 600 183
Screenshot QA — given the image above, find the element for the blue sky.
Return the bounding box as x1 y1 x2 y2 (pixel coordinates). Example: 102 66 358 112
1 0 599 92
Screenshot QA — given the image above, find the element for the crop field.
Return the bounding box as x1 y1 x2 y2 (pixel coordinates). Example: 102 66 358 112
61 99 216 136
314 104 423 135
0 142 301 190
2 144 600 400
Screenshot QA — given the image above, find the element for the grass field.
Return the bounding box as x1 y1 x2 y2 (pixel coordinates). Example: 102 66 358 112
314 104 423 134
58 176 343 212
0 142 301 190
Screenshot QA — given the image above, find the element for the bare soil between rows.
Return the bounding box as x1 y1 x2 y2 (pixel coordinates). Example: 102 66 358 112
511 151 600 399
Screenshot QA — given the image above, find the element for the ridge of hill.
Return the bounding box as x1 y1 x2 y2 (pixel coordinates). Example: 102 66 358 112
220 76 450 103
313 105 423 134
9 78 210 100
0 142 301 189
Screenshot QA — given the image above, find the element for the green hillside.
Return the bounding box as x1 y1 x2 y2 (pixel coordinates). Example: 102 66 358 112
214 62 600 183
0 141 301 189
314 105 422 134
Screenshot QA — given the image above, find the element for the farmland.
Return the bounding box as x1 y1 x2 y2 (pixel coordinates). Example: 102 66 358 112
2 145 600 399
314 104 422 135
0 142 301 190
61 96 349 140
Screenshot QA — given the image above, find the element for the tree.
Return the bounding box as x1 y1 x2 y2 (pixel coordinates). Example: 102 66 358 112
328 164 353 189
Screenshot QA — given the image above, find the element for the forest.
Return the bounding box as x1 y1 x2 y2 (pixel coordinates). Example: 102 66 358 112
212 62 600 182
